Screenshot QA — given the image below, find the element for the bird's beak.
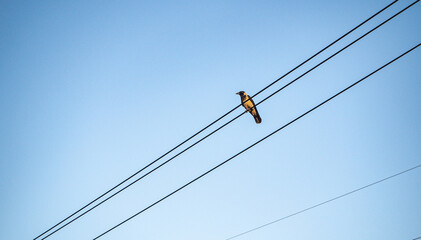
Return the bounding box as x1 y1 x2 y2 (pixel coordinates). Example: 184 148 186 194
236 92 240 95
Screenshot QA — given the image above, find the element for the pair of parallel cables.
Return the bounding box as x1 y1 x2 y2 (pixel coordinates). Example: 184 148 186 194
34 0 419 239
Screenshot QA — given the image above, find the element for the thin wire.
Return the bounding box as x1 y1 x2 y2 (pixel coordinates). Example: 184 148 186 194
33 1 400 239
38 2 417 239
225 164 421 240
93 42 420 240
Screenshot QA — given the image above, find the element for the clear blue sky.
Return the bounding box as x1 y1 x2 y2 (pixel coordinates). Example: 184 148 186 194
1 0 420 239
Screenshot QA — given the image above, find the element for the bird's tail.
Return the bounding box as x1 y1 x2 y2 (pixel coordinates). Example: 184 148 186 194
253 113 262 124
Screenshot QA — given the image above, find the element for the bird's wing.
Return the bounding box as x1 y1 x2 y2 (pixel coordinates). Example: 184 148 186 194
249 97 259 115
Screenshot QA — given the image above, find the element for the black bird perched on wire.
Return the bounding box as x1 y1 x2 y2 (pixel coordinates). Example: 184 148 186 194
236 91 262 124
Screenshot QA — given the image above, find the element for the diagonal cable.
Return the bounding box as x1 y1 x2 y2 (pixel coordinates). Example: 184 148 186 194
225 164 421 240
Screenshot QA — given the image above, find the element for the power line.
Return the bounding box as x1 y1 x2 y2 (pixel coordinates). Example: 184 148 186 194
39 2 419 239
33 1 401 239
225 164 421 240
92 41 420 240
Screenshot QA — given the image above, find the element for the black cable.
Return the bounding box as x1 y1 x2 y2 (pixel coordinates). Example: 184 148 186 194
33 1 400 239
225 164 421 240
92 42 421 240
38 1 417 239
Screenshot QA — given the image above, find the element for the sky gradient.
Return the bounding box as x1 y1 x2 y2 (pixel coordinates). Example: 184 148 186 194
1 0 420 239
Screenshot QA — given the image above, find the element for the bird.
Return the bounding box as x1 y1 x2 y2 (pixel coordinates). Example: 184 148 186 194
236 91 262 124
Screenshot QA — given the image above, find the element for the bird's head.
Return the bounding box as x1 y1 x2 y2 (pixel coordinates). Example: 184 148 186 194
236 91 245 96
